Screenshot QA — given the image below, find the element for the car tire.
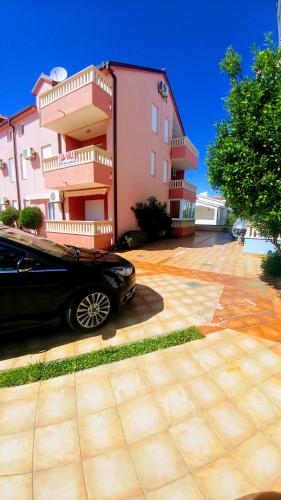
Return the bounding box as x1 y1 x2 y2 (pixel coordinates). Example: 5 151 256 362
66 289 112 334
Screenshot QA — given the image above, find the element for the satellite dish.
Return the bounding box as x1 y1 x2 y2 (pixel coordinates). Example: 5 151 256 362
50 67 68 82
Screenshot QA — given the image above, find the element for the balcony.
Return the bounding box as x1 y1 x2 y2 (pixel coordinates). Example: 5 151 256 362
169 179 196 201
42 145 112 190
39 66 112 136
171 136 199 169
45 220 113 250
171 218 195 237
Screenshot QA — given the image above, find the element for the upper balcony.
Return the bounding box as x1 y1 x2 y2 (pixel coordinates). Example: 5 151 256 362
42 145 112 190
169 179 196 202
171 136 199 170
39 66 112 135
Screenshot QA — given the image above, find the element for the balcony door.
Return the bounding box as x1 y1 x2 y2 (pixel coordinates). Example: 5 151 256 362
85 200 104 221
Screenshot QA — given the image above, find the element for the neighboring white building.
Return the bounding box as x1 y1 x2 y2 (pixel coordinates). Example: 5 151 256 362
195 194 227 226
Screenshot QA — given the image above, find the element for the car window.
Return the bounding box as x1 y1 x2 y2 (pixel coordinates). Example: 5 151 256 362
0 243 26 271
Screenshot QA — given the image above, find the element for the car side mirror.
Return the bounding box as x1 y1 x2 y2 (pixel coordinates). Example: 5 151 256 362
17 257 35 273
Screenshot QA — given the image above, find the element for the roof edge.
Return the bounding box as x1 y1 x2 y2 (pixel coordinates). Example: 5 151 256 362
0 105 37 128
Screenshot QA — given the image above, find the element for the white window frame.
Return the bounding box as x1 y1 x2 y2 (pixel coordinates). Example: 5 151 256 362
20 154 28 180
47 202 56 220
164 118 169 144
7 129 13 142
12 200 19 209
151 104 158 133
23 199 31 208
8 158 15 183
41 144 53 159
162 160 168 184
150 151 156 176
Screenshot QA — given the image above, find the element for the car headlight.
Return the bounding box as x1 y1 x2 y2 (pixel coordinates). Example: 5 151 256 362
110 266 134 277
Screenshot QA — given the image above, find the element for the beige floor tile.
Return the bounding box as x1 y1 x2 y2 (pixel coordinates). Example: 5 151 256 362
237 356 272 384
212 340 245 362
170 415 225 470
107 357 138 374
136 350 165 366
130 431 188 491
76 376 115 416
140 362 177 390
264 418 281 451
0 431 33 475
191 348 225 372
34 420 80 471
204 401 255 447
0 357 15 371
75 365 109 385
36 388 76 427
74 336 101 355
110 369 148 404
208 365 251 398
45 343 75 362
2 382 40 402
233 336 264 354
185 374 226 410
33 462 87 500
79 407 125 458
167 354 204 381
40 374 75 392
0 397 37 434
253 349 281 375
234 388 280 429
233 432 281 489
195 456 257 500
83 448 142 499
154 383 196 424
0 473 32 500
146 474 205 500
259 377 281 409
119 393 167 443
271 474 281 492
12 355 33 369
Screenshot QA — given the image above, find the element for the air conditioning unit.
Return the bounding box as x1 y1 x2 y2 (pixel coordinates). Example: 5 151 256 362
0 196 8 205
0 159 6 169
158 80 169 98
49 190 61 203
23 147 36 160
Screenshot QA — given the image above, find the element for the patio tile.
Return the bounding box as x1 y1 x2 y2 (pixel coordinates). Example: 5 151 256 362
233 432 281 489
118 393 167 443
232 335 264 353
264 418 281 451
170 415 225 469
135 349 165 366
45 343 75 362
185 374 226 410
258 377 281 409
212 340 245 362
0 396 37 434
204 401 255 447
140 361 177 390
195 456 257 500
166 354 204 381
253 348 281 375
146 475 205 500
0 431 33 475
76 376 115 416
75 365 109 384
36 387 76 427
83 448 143 499
191 347 225 371
110 369 148 404
79 407 125 458
34 420 80 470
154 383 197 424
74 336 102 355
0 473 32 500
234 388 280 429
130 431 188 491
33 463 87 500
208 365 251 397
236 356 272 384
40 374 75 392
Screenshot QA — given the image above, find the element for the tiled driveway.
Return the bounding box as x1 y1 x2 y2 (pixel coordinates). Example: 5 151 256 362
1 330 281 498
1 231 281 370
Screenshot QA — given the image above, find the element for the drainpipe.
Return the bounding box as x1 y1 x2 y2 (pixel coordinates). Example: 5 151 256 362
57 133 65 219
8 120 22 210
107 64 118 245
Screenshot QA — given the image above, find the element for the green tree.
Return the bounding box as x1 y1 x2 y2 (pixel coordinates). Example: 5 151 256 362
131 196 172 241
0 207 19 227
18 206 43 234
207 36 281 247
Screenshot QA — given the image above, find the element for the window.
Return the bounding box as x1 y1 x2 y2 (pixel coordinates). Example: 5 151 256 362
0 243 25 272
8 158 15 182
47 202 55 220
150 152 156 176
7 130 13 142
20 155 27 180
162 160 168 184
20 124 24 135
23 199 31 208
164 119 169 144
151 104 158 133
183 201 195 219
41 145 52 159
12 200 19 210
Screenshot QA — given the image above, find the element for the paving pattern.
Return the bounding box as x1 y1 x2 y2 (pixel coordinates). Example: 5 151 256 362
1 329 281 499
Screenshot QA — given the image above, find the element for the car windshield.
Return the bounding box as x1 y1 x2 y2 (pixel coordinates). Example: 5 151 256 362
0 225 74 259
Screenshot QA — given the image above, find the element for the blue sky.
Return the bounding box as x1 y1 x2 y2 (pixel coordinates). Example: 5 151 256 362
0 0 278 194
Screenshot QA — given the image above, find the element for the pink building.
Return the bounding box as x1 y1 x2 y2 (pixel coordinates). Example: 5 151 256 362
0 62 199 249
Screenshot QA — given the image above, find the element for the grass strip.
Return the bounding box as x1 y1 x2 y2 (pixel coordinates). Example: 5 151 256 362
0 326 204 388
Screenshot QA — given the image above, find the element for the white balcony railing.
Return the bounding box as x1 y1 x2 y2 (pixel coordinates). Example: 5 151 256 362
42 145 112 172
171 136 199 157
245 225 281 240
169 179 196 193
172 218 195 228
46 220 113 236
39 65 112 108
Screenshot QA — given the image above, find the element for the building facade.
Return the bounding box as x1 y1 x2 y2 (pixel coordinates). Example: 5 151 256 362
0 62 199 249
195 194 227 227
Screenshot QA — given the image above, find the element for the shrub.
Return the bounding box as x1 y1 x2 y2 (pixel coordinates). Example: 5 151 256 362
118 230 148 250
18 206 43 233
261 251 281 277
0 207 19 227
131 196 172 241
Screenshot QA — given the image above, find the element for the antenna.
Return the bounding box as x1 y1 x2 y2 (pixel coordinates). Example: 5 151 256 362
50 67 68 82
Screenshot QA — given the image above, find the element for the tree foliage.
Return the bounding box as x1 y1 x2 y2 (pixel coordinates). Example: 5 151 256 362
18 206 43 233
0 207 19 227
131 196 172 241
207 36 281 245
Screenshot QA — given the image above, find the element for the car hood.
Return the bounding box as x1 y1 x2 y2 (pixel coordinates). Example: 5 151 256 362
72 247 130 266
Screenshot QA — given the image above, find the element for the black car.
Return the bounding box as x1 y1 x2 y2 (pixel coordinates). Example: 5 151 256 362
0 224 136 334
